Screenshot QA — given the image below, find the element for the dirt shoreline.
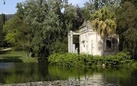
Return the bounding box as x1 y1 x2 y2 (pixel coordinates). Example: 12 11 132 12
0 80 68 86
0 80 119 86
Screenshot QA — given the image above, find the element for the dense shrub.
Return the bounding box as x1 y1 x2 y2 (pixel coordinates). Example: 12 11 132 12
48 52 133 67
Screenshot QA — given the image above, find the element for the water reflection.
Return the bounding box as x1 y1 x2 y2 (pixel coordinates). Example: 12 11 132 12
0 63 49 84
49 66 137 86
0 63 137 86
0 63 14 69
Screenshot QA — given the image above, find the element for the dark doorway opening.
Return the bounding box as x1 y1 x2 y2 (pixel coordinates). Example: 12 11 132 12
73 35 80 54
106 40 111 49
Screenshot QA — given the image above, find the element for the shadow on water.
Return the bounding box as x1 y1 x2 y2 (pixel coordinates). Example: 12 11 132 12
0 63 137 86
0 56 23 63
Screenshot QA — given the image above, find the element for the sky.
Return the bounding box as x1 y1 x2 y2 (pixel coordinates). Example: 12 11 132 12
0 0 89 14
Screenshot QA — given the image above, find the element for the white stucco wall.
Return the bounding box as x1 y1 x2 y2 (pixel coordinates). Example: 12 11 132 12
94 33 103 56
79 31 89 54
69 21 119 56
79 28 103 56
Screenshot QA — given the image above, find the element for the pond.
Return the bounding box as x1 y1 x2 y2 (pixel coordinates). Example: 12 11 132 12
0 63 137 86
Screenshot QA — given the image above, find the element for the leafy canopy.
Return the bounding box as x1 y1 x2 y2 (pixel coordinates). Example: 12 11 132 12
91 6 116 37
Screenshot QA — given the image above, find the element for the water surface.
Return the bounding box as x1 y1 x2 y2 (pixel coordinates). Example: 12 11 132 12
0 63 137 86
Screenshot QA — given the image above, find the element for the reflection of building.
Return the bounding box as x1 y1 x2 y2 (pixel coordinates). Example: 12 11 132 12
68 74 103 86
68 21 119 56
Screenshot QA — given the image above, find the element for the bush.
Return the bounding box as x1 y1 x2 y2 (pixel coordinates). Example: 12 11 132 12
48 52 133 68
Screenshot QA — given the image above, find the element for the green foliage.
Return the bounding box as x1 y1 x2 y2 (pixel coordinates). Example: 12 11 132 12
3 0 83 58
2 0 137 60
48 52 132 67
3 15 30 50
50 38 68 54
4 0 83 58
91 6 115 20
116 1 137 58
83 1 137 59
91 7 116 37
91 7 117 54
121 0 137 8
0 14 7 47
83 0 120 20
3 16 20 44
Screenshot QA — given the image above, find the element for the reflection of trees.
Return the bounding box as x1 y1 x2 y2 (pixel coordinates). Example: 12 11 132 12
37 63 49 81
49 66 137 86
1 64 137 85
48 66 87 80
102 68 137 86
4 63 38 83
2 63 49 84
49 66 103 85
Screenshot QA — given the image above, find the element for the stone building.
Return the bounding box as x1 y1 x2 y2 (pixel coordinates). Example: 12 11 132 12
68 21 119 56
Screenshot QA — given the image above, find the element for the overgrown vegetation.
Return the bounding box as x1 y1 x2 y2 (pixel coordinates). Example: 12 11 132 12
2 0 84 59
48 52 134 68
116 1 137 58
0 0 137 62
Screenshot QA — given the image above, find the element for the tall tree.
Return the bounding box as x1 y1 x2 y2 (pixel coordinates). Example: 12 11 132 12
3 15 30 50
91 7 116 53
0 14 6 47
121 0 137 7
116 1 137 58
83 0 120 21
3 0 83 59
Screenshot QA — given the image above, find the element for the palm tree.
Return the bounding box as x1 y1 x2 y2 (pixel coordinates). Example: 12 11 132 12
91 7 116 54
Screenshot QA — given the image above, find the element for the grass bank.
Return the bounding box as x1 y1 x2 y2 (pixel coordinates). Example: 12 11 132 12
48 52 137 68
0 50 38 63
